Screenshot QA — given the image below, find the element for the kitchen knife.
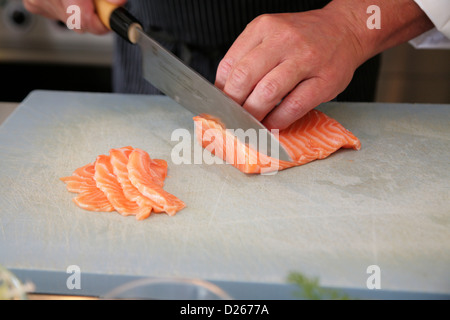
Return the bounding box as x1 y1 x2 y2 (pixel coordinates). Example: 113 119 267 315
94 0 292 162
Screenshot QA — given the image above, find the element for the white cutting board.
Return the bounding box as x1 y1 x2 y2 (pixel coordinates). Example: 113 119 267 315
0 90 449 298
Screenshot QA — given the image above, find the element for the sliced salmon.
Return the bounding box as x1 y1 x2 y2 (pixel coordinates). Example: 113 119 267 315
61 147 184 219
72 187 115 212
127 148 186 216
94 154 152 218
60 163 97 193
193 109 361 174
109 146 163 219
60 163 114 212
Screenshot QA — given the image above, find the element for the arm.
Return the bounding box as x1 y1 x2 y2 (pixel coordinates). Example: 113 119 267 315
332 0 435 58
409 0 450 49
23 0 126 34
215 0 434 130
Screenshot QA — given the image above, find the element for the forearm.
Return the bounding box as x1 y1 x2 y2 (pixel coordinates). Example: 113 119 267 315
323 0 434 65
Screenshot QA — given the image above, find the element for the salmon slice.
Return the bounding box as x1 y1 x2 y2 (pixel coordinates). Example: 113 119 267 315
60 163 97 193
109 146 164 219
94 154 152 218
60 163 114 212
193 109 361 174
72 187 115 212
127 148 186 216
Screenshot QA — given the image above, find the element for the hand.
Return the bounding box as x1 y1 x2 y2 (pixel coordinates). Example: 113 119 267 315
215 0 434 131
215 9 364 130
23 0 127 34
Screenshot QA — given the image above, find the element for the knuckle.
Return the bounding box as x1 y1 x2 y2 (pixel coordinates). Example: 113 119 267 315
282 98 305 118
259 79 281 103
250 14 276 29
255 14 272 24
217 58 233 78
229 65 251 87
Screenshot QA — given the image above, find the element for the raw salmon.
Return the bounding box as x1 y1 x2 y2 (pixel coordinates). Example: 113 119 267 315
60 163 114 212
73 187 115 212
61 147 184 220
193 109 361 174
60 163 97 193
127 148 186 216
109 146 164 218
94 154 152 218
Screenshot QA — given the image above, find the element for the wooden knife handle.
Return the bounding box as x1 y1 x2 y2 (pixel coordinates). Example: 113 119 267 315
94 0 142 44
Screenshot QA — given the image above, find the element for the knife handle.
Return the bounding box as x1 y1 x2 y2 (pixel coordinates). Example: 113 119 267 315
94 0 142 44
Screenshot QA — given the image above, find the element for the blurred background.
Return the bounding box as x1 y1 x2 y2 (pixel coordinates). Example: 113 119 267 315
0 0 113 102
1 0 449 104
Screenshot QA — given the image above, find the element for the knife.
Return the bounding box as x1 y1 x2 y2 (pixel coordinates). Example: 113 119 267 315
94 0 292 162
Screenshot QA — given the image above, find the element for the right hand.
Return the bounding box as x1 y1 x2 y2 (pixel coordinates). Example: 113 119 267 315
23 0 127 34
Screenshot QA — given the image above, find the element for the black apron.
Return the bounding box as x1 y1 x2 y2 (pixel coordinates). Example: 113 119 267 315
113 0 380 102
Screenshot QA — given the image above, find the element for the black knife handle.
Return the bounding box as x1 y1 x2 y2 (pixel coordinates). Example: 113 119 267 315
110 7 142 44
94 0 142 44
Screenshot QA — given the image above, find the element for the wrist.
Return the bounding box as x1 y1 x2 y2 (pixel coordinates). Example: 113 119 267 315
317 3 369 69
322 0 434 65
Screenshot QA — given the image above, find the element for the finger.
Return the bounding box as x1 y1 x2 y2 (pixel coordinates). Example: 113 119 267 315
88 0 129 34
262 78 333 130
23 0 64 20
107 0 128 4
79 0 110 34
242 60 307 121
221 43 282 106
215 23 264 90
62 0 107 34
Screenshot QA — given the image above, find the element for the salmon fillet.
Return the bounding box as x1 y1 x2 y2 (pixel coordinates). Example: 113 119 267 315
193 109 361 174
127 148 186 216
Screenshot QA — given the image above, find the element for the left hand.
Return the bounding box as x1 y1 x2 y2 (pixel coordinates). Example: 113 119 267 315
23 0 127 34
215 9 364 130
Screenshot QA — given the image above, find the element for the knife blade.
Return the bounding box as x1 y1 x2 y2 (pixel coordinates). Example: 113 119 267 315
94 0 292 162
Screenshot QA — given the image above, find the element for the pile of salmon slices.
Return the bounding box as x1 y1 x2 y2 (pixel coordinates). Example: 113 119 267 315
60 146 185 220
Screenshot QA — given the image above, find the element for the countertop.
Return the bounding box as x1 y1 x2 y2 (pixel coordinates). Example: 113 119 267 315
1 92 449 300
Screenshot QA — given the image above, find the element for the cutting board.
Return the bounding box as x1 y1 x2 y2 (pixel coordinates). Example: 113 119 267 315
1 90 449 299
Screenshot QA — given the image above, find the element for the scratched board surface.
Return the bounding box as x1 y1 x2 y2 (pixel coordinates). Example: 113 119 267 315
0 90 449 298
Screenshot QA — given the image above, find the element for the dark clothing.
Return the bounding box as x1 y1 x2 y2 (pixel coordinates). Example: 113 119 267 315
113 0 380 102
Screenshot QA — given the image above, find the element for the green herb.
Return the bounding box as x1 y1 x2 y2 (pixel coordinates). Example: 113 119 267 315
287 272 352 300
